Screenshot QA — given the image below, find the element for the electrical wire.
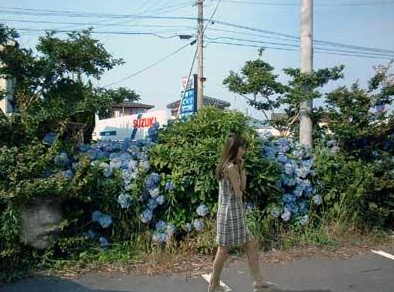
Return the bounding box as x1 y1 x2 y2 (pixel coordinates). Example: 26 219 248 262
104 39 196 87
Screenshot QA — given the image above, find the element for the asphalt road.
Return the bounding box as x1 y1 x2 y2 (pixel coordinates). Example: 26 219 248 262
2 249 394 292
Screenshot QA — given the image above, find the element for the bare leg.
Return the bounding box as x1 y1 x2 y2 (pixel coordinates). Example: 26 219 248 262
210 245 229 288
245 240 266 286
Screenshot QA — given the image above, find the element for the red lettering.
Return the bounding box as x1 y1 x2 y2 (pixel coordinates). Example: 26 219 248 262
132 117 158 128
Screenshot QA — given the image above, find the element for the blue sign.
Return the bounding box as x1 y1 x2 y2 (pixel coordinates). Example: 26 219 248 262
180 89 196 116
180 74 197 117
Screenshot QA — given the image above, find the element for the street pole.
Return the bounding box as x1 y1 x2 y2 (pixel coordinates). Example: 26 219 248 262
299 0 313 147
197 0 204 110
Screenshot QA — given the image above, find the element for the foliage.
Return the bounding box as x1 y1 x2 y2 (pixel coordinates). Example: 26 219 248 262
149 107 280 227
317 63 394 159
314 144 394 230
223 56 344 136
0 25 138 145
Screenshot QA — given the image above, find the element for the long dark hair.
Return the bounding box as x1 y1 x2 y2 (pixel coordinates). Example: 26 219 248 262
215 133 246 180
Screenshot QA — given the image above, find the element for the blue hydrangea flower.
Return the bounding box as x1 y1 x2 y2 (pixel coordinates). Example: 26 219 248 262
152 231 167 243
275 180 282 188
183 223 192 232
287 178 297 187
87 229 95 240
193 218 204 231
128 159 138 170
165 181 175 191
277 138 291 153
151 173 161 184
155 220 167 231
301 159 313 169
293 186 304 197
78 143 90 153
149 188 160 198
140 208 153 223
166 223 176 235
303 185 314 197
61 170 73 180
196 204 209 217
98 214 112 228
263 146 277 159
43 132 57 146
298 200 309 214
277 153 288 164
282 193 296 204
147 198 159 210
312 195 322 206
99 162 112 178
92 211 112 228
245 203 255 213
140 160 150 171
99 236 109 247
300 215 309 226
284 163 295 175
285 202 299 215
71 162 80 171
156 195 165 205
296 166 310 179
270 208 280 218
54 152 71 167
92 210 102 222
292 149 304 160
117 193 132 209
145 176 157 190
261 131 273 140
281 209 291 222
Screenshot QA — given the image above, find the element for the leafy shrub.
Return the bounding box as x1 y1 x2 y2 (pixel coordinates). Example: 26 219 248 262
148 106 280 229
314 145 394 229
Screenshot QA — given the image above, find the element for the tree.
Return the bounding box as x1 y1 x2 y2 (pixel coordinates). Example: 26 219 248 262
223 53 343 138
0 25 137 145
319 62 394 158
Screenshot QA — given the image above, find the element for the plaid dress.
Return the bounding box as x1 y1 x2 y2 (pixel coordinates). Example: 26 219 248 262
216 164 254 246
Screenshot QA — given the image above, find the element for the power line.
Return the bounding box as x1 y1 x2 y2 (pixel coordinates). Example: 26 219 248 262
12 24 392 59
15 28 186 39
213 0 394 6
37 1 194 33
104 39 197 87
1 7 393 55
0 18 195 30
205 35 394 58
208 40 394 59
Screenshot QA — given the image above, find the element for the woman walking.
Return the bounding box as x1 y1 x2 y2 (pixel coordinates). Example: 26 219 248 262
208 134 270 292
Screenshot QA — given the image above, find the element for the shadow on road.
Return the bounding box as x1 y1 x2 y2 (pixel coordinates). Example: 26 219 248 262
269 289 331 292
0 276 142 292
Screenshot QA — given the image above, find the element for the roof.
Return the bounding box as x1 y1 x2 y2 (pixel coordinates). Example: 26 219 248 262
166 95 231 109
110 102 154 109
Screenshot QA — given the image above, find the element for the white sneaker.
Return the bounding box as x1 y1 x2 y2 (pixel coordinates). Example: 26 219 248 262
208 284 226 292
253 282 271 292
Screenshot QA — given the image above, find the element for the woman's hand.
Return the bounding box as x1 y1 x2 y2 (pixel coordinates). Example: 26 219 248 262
235 158 245 172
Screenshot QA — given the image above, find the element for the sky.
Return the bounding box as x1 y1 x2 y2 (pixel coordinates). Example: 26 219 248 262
1 0 394 121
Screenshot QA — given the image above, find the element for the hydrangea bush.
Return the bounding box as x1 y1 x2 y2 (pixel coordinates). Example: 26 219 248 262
260 133 320 226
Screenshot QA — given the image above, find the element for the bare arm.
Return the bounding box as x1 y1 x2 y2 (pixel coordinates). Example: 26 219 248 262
240 162 247 193
227 163 243 198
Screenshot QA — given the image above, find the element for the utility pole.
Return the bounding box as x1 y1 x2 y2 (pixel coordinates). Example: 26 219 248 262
197 0 204 110
299 0 313 147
